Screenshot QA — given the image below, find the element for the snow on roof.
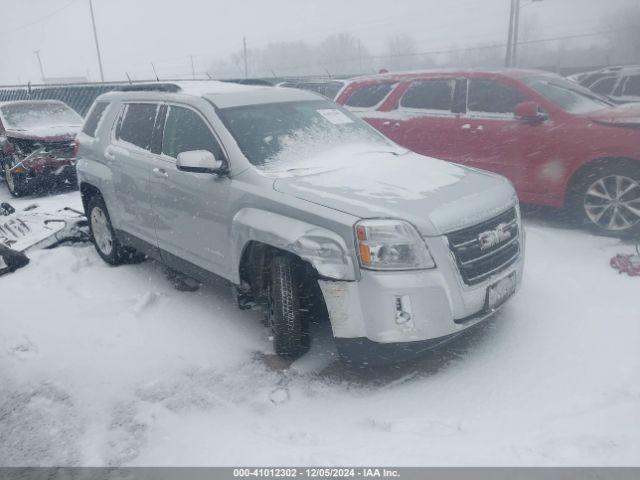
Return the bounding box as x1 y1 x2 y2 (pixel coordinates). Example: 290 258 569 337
345 67 552 84
171 80 266 95
204 87 321 109
100 80 322 109
0 99 69 108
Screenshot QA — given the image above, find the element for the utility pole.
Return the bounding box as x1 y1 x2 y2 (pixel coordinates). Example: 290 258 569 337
505 0 516 67
357 39 363 74
506 0 543 67
243 37 248 79
511 0 521 67
190 55 196 80
34 50 45 82
88 0 105 82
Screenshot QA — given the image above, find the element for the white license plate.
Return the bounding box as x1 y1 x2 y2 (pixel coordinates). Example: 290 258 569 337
487 272 517 310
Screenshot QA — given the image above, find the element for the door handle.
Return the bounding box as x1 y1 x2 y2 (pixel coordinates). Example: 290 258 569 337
152 167 168 178
461 123 483 133
104 147 116 160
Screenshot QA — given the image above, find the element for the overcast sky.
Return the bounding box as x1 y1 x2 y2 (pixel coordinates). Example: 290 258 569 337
0 0 635 84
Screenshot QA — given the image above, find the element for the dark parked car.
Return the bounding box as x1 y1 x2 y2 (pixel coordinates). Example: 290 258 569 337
0 100 83 196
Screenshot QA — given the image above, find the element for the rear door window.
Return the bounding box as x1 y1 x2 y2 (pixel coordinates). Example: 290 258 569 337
400 79 455 111
161 105 224 160
116 103 159 150
82 102 109 137
345 83 395 108
467 79 527 116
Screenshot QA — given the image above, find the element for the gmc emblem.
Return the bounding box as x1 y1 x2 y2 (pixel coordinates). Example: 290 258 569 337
478 223 512 251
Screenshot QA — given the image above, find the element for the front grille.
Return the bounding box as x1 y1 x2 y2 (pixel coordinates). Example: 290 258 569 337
447 207 520 285
43 141 75 157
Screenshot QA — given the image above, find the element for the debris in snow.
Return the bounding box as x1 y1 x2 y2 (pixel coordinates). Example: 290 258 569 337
269 387 290 404
0 244 29 276
610 245 640 277
0 203 88 252
1 202 15 216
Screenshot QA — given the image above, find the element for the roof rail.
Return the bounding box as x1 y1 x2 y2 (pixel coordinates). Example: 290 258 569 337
116 83 182 93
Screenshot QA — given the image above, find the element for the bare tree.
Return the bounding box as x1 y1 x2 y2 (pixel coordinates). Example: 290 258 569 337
385 34 418 71
604 5 640 65
317 33 372 76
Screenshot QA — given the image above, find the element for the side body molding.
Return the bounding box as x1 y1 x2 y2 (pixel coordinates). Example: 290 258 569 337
230 208 357 283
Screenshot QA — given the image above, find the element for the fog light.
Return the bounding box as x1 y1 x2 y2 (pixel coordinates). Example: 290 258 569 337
394 295 413 325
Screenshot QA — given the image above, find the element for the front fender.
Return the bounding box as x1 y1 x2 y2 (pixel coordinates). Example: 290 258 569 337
230 208 357 283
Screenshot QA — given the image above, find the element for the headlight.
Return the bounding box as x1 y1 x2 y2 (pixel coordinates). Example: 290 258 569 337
355 219 435 271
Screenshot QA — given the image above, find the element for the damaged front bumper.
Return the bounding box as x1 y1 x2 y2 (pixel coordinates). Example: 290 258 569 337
319 246 524 366
9 155 77 186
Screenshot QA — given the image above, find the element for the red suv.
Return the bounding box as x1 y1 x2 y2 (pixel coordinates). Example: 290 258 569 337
336 69 640 236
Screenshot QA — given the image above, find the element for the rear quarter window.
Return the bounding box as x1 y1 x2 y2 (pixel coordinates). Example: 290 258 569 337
82 102 109 137
345 83 395 108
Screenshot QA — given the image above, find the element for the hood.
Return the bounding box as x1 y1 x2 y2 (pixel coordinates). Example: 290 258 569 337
588 103 640 128
5 125 81 142
272 148 517 236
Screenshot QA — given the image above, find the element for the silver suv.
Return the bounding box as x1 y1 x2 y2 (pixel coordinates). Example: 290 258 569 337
76 81 524 365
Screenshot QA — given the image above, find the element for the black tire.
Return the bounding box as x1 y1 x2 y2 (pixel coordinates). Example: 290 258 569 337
568 161 640 238
267 255 311 359
2 157 30 197
87 195 144 265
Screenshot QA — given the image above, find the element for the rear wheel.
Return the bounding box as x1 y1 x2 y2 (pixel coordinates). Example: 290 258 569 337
3 157 29 197
570 162 640 237
87 195 144 265
266 255 311 359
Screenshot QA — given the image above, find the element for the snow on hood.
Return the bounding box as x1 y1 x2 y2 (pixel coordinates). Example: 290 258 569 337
588 103 640 127
5 124 81 141
272 146 517 236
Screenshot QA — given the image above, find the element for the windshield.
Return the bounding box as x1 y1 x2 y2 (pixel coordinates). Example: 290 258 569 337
217 100 392 170
0 102 83 130
523 76 613 114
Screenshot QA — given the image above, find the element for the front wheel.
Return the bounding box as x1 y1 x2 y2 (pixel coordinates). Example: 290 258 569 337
267 255 311 359
570 163 640 237
3 157 29 197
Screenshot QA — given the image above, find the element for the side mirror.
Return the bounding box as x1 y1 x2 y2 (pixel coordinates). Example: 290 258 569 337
176 150 224 174
514 101 547 123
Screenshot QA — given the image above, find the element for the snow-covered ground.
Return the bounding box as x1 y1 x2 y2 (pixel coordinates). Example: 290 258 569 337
1 182 639 467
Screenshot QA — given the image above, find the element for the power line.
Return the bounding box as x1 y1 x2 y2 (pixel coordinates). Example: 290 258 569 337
108 26 629 81
0 0 81 37
367 28 621 61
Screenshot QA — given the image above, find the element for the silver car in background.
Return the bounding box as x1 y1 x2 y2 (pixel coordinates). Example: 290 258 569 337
75 81 524 365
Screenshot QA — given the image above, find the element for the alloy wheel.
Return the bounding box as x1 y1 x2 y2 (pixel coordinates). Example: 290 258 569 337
583 174 640 231
90 207 114 255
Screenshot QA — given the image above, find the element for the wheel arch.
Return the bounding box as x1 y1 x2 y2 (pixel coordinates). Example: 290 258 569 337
564 156 640 206
79 182 102 215
231 208 358 286
238 241 320 297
